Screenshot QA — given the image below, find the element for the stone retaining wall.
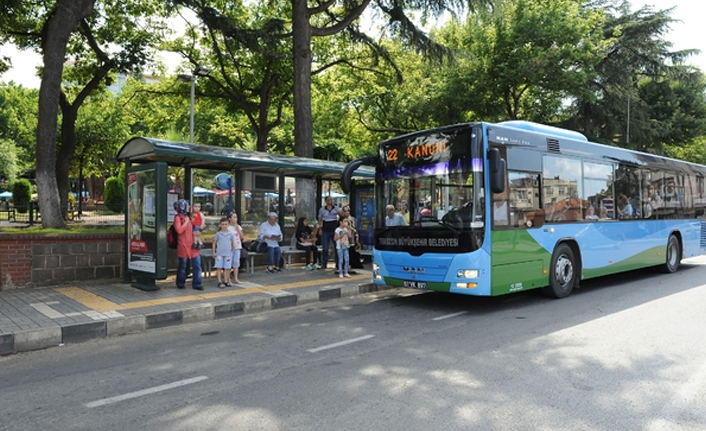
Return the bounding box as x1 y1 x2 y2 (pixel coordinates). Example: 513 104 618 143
0 233 124 289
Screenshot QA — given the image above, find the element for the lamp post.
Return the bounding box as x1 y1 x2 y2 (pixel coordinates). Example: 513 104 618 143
177 65 210 143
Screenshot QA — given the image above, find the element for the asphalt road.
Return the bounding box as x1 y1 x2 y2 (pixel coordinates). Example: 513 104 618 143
2 257 706 431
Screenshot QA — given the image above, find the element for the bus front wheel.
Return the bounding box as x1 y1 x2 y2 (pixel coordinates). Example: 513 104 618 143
543 243 577 298
661 235 681 273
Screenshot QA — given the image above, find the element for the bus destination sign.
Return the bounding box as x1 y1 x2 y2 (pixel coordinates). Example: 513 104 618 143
380 128 473 168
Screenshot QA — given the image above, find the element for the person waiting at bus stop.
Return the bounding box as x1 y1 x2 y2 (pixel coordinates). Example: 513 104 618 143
318 195 341 270
174 199 203 290
258 212 283 273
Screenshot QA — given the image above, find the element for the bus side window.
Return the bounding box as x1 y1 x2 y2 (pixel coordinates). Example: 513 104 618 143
543 155 581 223
508 171 542 228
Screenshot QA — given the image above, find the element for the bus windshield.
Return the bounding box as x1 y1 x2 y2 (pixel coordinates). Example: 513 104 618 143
374 125 485 253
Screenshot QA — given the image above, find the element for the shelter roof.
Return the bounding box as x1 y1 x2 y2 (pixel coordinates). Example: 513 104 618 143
117 137 374 181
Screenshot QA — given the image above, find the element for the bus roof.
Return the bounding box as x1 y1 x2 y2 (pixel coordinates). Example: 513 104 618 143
498 120 588 142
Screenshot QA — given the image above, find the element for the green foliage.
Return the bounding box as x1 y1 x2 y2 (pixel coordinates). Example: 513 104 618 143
73 93 130 178
11 178 32 213
0 138 20 184
565 4 696 149
104 176 125 213
442 0 607 121
665 138 706 165
167 0 293 152
0 83 38 170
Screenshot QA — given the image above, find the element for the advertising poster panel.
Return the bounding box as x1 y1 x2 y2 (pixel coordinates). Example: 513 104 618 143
127 163 167 281
355 185 375 251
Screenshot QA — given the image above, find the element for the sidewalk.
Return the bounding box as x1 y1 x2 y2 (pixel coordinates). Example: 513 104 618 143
0 264 389 355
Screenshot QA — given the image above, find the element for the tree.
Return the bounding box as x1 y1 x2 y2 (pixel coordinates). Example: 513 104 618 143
73 93 131 211
564 3 698 150
54 1 167 218
168 0 293 152
0 83 39 171
0 139 20 185
1 0 167 227
440 0 606 122
633 66 706 154
36 0 96 228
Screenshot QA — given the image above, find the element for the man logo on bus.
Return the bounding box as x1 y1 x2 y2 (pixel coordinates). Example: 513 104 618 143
403 267 425 274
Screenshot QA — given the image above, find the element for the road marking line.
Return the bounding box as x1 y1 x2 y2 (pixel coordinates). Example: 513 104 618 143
307 334 375 353
86 376 208 408
56 274 369 312
432 311 468 321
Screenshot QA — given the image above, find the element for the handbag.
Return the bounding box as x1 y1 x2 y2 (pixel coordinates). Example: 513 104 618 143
249 239 268 254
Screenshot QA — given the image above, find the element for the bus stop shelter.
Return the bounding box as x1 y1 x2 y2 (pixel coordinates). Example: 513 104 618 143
117 137 374 217
116 137 375 288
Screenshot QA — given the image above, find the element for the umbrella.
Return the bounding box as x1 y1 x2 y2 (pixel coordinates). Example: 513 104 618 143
0 191 11 198
264 192 279 198
326 191 347 198
193 186 216 196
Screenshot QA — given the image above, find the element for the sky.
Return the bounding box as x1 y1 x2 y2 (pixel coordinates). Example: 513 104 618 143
0 1 704 89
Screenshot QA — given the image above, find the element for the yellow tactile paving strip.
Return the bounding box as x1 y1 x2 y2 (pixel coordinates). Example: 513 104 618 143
56 274 370 313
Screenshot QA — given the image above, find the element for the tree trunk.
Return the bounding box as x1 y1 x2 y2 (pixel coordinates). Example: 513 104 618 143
56 105 78 219
291 0 313 159
36 0 95 228
291 0 316 219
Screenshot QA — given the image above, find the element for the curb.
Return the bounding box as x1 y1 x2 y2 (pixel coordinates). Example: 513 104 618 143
1 282 391 355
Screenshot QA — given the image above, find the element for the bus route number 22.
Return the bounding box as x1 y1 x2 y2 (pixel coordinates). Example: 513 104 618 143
386 148 399 162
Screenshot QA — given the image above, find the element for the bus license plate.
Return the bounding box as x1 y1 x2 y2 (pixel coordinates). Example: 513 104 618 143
404 280 427 290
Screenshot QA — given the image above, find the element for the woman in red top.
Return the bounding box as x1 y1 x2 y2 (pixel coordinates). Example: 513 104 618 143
174 199 202 290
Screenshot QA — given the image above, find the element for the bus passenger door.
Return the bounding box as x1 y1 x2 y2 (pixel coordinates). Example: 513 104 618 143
491 170 547 294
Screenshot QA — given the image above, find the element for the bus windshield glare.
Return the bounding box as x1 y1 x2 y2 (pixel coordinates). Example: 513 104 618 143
374 125 485 254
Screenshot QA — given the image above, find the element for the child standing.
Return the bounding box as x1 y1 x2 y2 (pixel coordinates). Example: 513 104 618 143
227 212 244 284
334 218 352 278
212 217 235 289
191 202 205 249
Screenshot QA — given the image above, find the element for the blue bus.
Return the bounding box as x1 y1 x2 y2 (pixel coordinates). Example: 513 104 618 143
342 121 706 298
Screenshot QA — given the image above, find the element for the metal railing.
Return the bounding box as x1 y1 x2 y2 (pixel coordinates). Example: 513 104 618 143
1 202 125 227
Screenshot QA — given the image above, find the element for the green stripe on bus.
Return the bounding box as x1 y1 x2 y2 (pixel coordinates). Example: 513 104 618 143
581 245 666 279
491 230 551 295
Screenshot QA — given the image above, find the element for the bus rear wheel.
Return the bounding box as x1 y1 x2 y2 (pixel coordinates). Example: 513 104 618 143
543 243 577 298
661 235 681 273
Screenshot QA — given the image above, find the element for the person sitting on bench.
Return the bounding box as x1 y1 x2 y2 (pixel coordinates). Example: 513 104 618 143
258 212 283 273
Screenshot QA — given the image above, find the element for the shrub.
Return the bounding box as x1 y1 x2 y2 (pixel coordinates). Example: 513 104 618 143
104 177 125 213
11 178 32 213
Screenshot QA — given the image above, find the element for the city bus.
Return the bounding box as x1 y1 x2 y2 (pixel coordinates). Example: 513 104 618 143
341 121 706 298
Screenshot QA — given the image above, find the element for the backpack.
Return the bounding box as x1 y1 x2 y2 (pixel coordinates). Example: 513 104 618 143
167 222 179 249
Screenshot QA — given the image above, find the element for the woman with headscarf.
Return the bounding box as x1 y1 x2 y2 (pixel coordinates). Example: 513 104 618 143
173 199 203 290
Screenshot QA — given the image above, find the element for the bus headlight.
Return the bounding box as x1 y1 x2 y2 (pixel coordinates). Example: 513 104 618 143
457 269 479 279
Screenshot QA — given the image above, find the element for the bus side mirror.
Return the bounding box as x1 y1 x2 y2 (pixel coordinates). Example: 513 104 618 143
489 148 506 194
